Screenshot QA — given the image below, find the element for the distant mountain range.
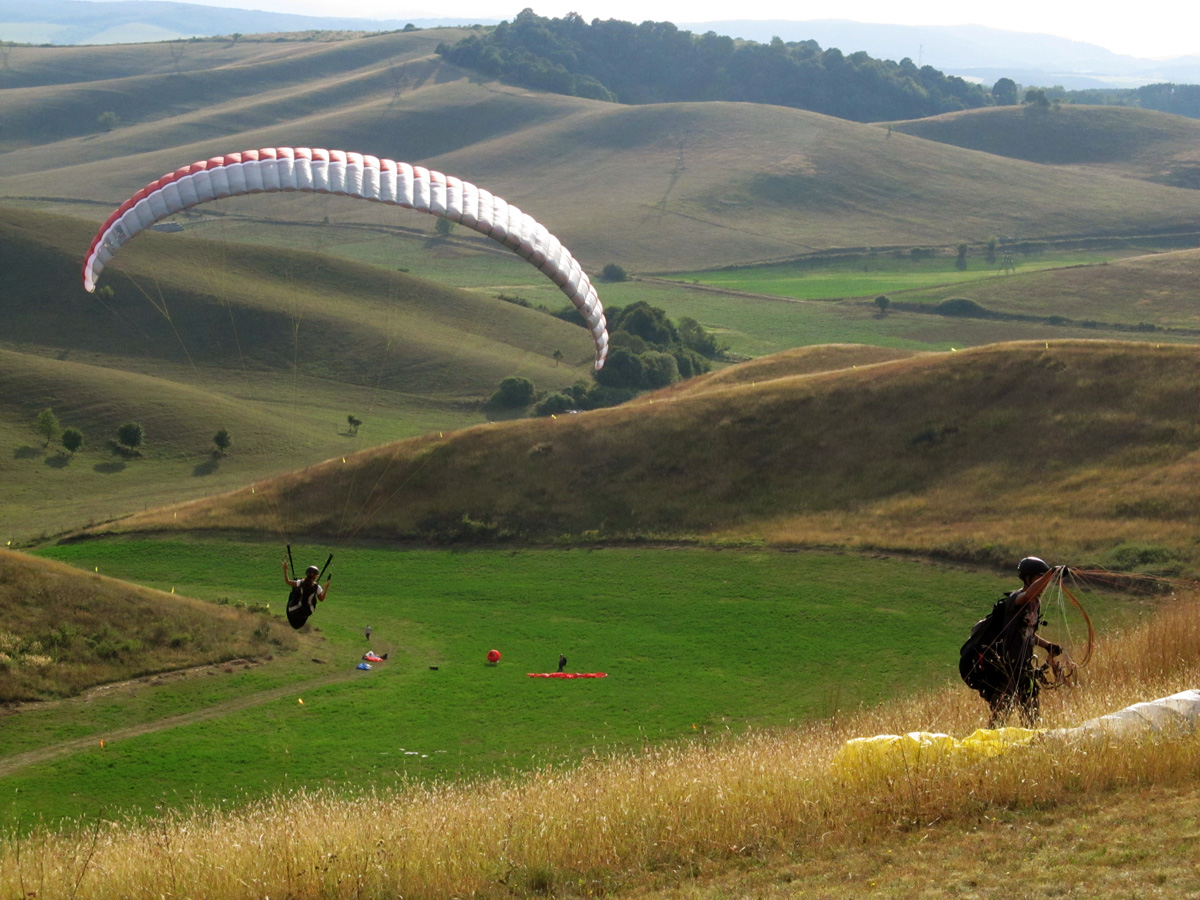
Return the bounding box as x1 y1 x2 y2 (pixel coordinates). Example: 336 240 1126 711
0 0 490 43
683 20 1200 90
1 1 1197 89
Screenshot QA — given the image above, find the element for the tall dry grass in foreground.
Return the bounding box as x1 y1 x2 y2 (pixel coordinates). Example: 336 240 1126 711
3 595 1196 900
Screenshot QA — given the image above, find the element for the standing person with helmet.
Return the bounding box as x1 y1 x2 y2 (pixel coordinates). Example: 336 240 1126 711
283 560 332 630
959 556 1063 727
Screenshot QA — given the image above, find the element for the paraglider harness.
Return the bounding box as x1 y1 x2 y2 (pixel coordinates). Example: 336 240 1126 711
959 595 1018 693
958 591 1046 703
286 546 332 630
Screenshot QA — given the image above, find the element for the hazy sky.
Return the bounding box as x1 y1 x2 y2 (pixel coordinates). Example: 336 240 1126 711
161 0 1196 60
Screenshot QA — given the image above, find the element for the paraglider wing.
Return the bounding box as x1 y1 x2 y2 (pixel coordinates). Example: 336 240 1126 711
82 147 609 369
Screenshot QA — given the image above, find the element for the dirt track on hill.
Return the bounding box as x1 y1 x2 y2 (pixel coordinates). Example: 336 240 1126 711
0 663 360 779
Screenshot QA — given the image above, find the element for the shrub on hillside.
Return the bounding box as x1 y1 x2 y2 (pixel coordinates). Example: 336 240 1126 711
35 408 59 448
113 421 145 457
535 392 576 416
61 428 83 456
487 376 536 410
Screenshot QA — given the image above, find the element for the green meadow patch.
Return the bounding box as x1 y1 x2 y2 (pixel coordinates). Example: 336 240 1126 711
3 539 1137 829
667 250 1139 301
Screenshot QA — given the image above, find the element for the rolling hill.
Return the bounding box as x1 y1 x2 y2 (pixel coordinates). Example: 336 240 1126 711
0 547 298 701
888 104 1200 189
1 31 1196 551
0 205 597 540
102 340 1198 572
893 248 1200 330
0 31 1196 274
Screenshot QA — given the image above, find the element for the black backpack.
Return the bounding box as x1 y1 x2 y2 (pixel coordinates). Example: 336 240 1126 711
958 597 1008 690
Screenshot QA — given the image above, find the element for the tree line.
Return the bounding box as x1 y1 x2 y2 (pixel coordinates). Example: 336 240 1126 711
32 409 232 461
437 12 1198 122
438 9 993 122
1036 83 1199 118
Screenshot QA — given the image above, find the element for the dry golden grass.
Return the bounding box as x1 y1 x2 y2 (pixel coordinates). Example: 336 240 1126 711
3 590 1195 900
888 104 1200 189
632 344 921 400
104 341 1198 576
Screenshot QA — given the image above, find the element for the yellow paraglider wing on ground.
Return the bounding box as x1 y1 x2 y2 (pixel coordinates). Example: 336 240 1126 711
830 727 1042 781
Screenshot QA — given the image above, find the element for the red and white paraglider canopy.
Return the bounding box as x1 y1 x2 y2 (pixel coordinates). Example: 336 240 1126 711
82 147 609 369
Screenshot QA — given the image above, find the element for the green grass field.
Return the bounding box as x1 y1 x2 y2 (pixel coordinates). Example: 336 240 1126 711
664 251 1123 300
1 539 1126 830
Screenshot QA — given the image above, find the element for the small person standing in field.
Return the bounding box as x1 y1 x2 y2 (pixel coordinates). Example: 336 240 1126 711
959 556 1063 727
284 562 331 630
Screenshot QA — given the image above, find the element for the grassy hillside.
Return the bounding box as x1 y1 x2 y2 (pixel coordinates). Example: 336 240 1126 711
646 344 920 395
0 29 460 140
892 248 1200 330
0 206 598 540
105 340 1198 573
0 35 1195 273
427 100 1198 271
888 104 1200 190
0 548 298 701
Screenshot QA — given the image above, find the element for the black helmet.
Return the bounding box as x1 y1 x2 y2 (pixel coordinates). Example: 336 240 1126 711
306 565 320 576
1017 557 1050 580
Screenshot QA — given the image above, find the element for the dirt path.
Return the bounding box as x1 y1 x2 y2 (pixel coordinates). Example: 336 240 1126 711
0 666 360 779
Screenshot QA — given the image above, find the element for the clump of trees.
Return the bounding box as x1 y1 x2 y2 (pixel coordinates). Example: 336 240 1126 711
488 301 727 416
33 408 84 460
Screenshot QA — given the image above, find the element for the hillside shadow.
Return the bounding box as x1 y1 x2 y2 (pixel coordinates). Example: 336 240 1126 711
13 446 42 459
193 457 220 477
44 454 71 469
93 461 126 474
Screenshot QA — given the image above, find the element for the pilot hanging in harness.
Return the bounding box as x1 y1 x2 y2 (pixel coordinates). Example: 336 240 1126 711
283 550 332 630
